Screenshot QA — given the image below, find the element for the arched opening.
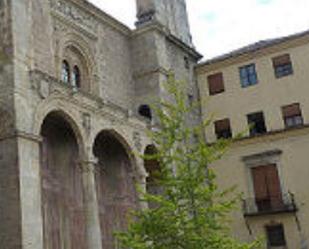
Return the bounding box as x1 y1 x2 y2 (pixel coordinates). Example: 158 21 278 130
61 60 70 84
144 145 162 208
62 45 90 92
72 65 81 88
40 112 86 249
138 105 152 120
93 131 138 249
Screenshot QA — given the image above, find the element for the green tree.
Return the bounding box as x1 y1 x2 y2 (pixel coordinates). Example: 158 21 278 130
116 75 261 249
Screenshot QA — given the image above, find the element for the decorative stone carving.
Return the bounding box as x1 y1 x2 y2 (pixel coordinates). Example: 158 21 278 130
82 112 91 135
39 79 51 99
49 0 98 34
30 70 54 99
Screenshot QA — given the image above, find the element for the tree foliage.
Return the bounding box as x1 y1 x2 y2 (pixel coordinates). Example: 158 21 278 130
116 75 261 249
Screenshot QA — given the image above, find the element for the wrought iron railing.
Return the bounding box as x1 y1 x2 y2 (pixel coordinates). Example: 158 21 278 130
243 193 297 216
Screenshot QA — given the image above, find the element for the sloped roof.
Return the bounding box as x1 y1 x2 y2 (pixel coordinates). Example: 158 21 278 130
200 29 309 66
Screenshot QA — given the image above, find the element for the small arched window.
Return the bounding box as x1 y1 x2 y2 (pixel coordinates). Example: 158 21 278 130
72 65 81 88
138 105 152 120
61 60 70 84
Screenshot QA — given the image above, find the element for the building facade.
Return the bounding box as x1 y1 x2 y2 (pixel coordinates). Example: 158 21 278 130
0 0 201 249
196 31 309 249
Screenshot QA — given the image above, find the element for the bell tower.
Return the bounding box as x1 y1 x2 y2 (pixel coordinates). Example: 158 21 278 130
136 0 192 46
133 0 202 124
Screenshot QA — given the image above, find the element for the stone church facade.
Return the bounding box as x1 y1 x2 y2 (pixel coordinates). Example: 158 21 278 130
0 0 201 249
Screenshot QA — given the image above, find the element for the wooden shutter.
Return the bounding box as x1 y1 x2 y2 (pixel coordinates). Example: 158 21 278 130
215 119 230 133
266 165 283 209
252 166 268 199
252 165 283 209
208 72 224 95
272 54 291 66
282 103 301 118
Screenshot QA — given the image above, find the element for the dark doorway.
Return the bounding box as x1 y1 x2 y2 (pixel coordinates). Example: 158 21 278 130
93 131 137 249
40 112 86 249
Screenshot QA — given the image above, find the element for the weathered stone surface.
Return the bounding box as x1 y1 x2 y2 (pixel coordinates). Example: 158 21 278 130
0 0 201 248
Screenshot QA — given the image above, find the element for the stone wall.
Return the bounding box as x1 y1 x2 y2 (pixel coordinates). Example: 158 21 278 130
0 0 202 248
0 0 13 56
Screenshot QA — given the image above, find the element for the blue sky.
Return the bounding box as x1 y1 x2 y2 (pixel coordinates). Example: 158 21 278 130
89 0 309 60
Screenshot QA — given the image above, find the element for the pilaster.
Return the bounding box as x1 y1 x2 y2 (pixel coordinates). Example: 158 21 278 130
16 132 44 249
81 156 102 249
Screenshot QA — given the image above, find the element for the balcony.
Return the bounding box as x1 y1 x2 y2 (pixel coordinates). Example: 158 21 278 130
243 193 297 217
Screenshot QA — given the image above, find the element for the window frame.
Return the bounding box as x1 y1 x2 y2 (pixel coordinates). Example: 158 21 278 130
72 65 81 88
272 54 293 79
214 118 232 139
251 164 283 212
207 72 225 95
282 103 303 129
61 60 70 84
247 111 267 136
239 63 258 88
266 224 287 247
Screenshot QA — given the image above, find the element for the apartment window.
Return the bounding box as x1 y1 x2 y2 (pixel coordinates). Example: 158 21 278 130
266 224 286 247
251 165 282 212
273 54 293 78
247 112 267 136
214 118 232 139
239 64 258 87
207 72 225 95
282 103 303 128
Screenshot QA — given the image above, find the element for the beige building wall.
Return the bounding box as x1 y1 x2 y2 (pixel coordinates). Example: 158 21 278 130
196 35 309 248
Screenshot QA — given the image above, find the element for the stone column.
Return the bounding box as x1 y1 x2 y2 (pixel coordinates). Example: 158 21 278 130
17 132 44 249
81 156 103 249
135 157 148 209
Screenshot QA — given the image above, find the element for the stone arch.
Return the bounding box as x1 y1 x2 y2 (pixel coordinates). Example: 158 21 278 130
92 129 138 249
57 33 97 94
33 101 86 159
39 111 87 249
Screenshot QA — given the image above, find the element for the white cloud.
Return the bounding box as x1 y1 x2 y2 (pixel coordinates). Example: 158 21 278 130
88 0 135 27
88 0 309 60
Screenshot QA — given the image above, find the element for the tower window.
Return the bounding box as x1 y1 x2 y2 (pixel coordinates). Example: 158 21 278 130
282 103 303 128
184 56 190 69
247 112 267 136
273 54 293 78
61 60 70 84
138 105 152 120
239 64 258 87
72 65 81 88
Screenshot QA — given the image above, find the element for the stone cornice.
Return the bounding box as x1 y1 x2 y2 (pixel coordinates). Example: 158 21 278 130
231 124 309 148
51 11 98 40
132 22 202 61
0 130 43 143
133 67 169 80
166 34 203 61
50 0 132 37
196 33 309 74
